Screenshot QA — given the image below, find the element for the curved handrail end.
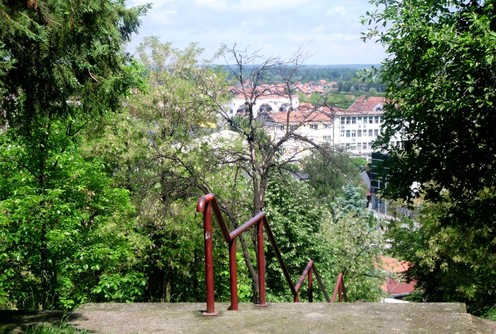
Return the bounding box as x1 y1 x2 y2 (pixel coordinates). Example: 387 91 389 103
196 193 216 212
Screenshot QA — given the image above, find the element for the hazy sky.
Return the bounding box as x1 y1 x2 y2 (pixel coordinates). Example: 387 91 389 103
126 0 386 65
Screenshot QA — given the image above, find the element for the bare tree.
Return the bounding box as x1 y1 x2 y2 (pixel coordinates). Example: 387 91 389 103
199 44 342 301
217 44 334 214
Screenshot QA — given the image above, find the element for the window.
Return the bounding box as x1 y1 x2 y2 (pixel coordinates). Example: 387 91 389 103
346 130 351 137
352 117 357 124
351 130 356 137
369 116 373 124
323 136 332 141
380 116 384 123
357 117 362 124
341 130 345 137
290 125 298 131
340 117 346 125
374 116 380 123
278 125 285 131
374 129 379 136
368 129 373 137
310 124 318 130
346 117 351 124
357 130 362 137
363 142 368 150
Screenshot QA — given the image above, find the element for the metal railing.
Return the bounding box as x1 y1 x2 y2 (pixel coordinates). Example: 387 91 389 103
196 193 346 315
294 259 330 303
331 272 348 303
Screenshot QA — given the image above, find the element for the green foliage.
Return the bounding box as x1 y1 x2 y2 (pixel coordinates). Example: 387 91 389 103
485 307 496 322
302 148 365 202
263 172 385 302
387 192 496 315
365 0 496 202
321 185 385 302
25 323 90 334
320 212 385 302
0 131 147 310
264 172 324 300
0 0 150 134
0 1 149 310
364 0 496 314
221 64 384 92
325 93 358 109
87 37 235 303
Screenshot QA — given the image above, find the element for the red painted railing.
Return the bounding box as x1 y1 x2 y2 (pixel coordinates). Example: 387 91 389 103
196 193 346 315
294 260 332 303
331 272 348 303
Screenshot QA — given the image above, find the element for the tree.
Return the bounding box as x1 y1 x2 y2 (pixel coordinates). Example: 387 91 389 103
364 0 496 314
322 185 385 302
210 45 351 301
1 1 149 132
88 37 238 303
264 172 385 302
386 196 496 315
0 136 148 309
0 1 149 309
364 0 496 202
302 146 365 202
263 171 325 300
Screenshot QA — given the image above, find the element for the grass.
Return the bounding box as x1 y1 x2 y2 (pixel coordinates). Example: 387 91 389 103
484 307 496 321
24 323 90 334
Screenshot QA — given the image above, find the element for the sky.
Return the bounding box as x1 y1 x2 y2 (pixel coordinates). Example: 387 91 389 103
126 0 387 65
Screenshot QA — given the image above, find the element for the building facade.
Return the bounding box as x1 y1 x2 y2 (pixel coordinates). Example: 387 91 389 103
229 93 299 118
332 96 386 159
229 92 391 161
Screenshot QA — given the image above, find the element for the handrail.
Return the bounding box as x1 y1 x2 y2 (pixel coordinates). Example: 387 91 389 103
196 193 344 315
196 194 266 315
331 272 348 303
294 260 315 302
197 193 231 243
293 260 332 303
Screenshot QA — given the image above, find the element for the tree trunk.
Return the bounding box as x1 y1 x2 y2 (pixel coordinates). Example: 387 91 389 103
41 221 50 309
165 276 171 303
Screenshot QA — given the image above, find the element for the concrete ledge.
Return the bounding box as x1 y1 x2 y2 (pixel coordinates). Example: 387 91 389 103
68 302 490 333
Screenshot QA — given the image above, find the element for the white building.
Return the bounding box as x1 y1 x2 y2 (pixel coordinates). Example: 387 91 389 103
332 96 387 159
228 93 299 118
228 93 392 161
257 103 334 159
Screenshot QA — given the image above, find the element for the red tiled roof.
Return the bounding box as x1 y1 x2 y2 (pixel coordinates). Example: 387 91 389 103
378 256 416 296
384 278 416 296
347 95 386 113
230 83 292 97
264 106 333 123
380 256 410 273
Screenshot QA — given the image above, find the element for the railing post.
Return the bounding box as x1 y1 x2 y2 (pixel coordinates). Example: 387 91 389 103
257 220 267 306
331 272 345 303
198 193 333 311
313 265 331 302
228 239 238 310
308 266 313 303
203 201 217 315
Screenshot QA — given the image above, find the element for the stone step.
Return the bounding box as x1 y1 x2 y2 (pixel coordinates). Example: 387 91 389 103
68 302 495 333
